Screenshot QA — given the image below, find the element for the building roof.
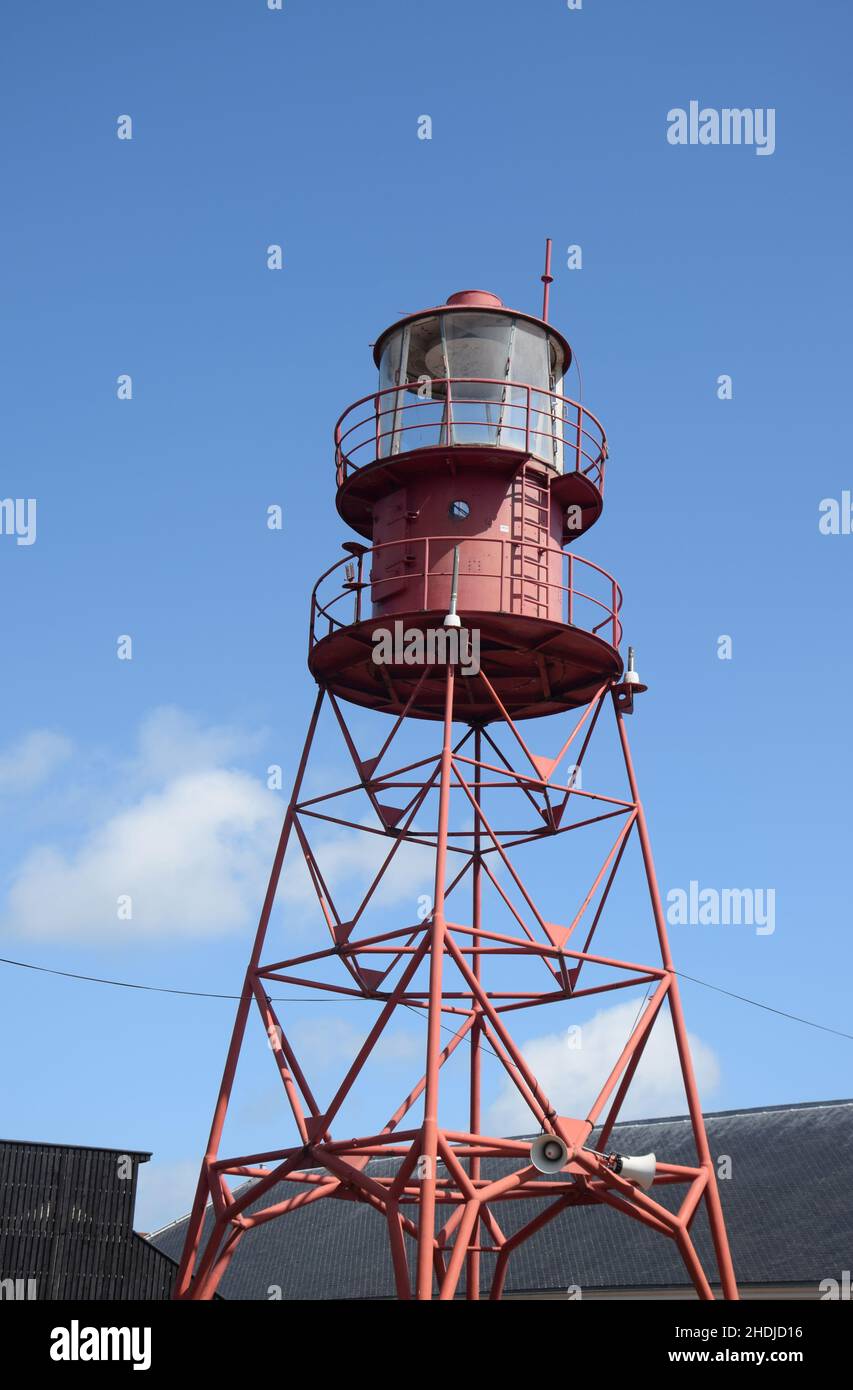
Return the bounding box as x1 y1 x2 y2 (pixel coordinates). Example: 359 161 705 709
151 1099 853 1299
1 1137 152 1160
0 1138 174 1300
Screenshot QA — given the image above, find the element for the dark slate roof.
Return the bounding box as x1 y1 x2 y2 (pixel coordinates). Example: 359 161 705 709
1 1138 152 1160
151 1100 853 1299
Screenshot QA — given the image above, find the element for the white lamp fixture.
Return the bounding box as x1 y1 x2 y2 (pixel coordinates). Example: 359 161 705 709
624 646 642 685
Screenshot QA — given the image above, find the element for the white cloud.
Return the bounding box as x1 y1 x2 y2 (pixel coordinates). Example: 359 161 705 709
486 998 720 1135
4 768 280 941
0 706 443 946
278 820 436 921
130 706 264 784
0 730 73 793
288 1015 423 1068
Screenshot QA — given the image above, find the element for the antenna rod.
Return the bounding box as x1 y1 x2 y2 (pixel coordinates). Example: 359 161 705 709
444 545 461 629
541 237 553 321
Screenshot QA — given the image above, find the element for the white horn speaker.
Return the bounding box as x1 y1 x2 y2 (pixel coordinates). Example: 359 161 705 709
610 1152 656 1191
530 1133 569 1174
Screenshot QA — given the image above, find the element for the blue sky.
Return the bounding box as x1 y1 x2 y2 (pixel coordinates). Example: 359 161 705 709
1 0 851 1233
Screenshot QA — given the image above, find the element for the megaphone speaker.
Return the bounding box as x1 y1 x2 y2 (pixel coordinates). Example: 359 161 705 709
530 1133 569 1174
610 1152 656 1191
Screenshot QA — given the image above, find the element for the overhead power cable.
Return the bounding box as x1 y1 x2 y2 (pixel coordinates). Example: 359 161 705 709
0 954 850 1042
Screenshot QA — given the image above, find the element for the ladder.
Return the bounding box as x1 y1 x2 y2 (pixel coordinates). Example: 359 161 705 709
509 465 550 619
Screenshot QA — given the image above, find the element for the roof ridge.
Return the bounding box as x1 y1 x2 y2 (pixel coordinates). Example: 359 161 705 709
0 1137 152 1160
590 1097 853 1129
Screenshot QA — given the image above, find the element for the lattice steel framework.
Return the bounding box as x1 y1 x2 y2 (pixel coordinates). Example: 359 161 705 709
174 665 738 1300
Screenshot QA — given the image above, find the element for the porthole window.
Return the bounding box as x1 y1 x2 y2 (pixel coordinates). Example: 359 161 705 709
449 499 470 520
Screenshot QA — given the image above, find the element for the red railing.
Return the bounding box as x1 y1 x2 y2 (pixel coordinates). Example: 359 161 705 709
334 378 608 490
309 536 622 652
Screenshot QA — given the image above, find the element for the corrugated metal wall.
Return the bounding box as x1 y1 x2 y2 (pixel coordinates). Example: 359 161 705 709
0 1140 177 1300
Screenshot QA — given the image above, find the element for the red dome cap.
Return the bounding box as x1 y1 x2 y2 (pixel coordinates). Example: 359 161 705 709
445 290 504 309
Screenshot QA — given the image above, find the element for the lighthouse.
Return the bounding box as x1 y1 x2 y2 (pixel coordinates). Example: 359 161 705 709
314 283 620 721
175 251 738 1302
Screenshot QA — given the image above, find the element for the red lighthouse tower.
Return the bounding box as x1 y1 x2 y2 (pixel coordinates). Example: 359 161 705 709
175 253 738 1301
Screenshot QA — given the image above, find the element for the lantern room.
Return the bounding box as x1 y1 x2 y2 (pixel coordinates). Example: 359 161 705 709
334 291 607 543
373 290 571 470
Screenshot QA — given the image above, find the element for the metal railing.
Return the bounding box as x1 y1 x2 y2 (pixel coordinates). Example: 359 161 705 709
334 378 608 490
309 536 622 652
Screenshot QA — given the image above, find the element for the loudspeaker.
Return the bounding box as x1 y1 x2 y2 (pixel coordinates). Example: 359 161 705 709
610 1152 656 1191
530 1133 569 1174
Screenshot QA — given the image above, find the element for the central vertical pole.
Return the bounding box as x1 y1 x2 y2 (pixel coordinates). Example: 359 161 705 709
416 664 456 1299
466 725 483 1300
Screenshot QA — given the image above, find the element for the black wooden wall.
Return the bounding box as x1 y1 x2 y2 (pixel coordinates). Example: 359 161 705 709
0 1139 178 1300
